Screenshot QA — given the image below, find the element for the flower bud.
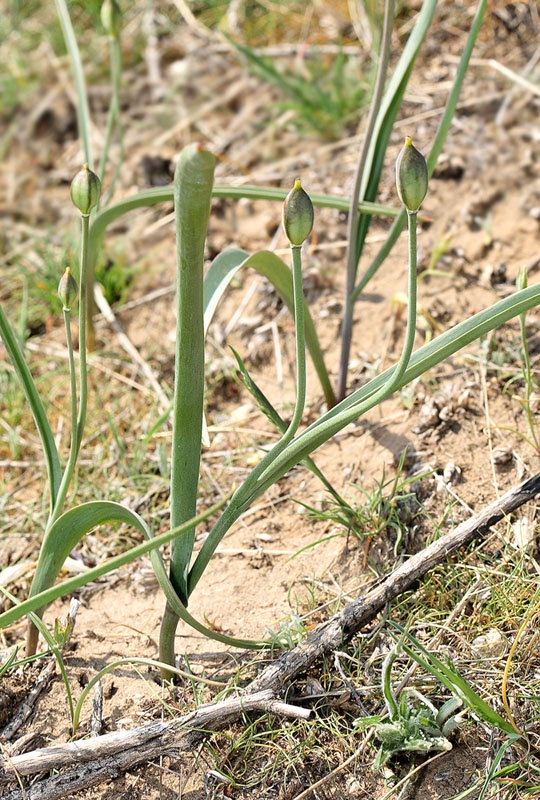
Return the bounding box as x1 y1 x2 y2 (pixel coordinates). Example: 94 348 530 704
516 266 527 292
395 137 428 213
58 268 78 310
283 179 314 246
101 0 122 38
70 164 101 216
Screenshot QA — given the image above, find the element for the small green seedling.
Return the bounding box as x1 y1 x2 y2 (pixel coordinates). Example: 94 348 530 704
355 636 466 768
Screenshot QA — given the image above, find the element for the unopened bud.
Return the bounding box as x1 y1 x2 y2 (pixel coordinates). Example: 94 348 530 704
58 268 78 309
101 0 122 38
516 266 527 292
396 137 428 213
283 179 314 246
70 164 101 216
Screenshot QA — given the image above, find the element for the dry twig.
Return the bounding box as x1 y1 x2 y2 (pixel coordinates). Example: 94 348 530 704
2 472 540 799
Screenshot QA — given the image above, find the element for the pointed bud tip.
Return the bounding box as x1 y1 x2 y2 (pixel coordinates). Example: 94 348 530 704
58 268 79 309
396 138 428 213
101 0 122 37
71 165 101 215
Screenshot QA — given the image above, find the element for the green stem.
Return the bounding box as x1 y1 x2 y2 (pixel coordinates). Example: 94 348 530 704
78 214 90 450
49 309 79 524
284 245 307 439
26 307 80 655
337 0 395 402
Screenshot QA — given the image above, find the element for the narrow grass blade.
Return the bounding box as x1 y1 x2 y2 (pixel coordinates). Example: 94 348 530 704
390 624 517 736
352 0 437 269
0 647 18 677
230 347 348 503
0 304 62 509
53 0 93 166
204 248 336 407
3 498 263 649
477 736 522 800
0 586 74 722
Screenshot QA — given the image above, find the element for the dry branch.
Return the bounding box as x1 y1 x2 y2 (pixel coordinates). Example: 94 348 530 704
2 471 540 799
0 689 309 796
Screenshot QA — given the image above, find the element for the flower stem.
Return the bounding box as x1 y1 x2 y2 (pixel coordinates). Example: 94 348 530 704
77 214 90 453
49 308 79 524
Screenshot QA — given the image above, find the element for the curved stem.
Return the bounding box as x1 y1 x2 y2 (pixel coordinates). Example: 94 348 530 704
88 187 398 264
336 0 395 402
260 210 417 493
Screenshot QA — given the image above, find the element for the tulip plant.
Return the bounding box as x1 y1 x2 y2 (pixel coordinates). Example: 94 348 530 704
2 0 539 677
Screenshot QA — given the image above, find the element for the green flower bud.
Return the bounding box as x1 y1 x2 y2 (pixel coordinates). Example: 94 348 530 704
516 266 527 292
101 0 122 38
70 164 101 216
283 179 314 246
395 137 428 213
58 268 78 309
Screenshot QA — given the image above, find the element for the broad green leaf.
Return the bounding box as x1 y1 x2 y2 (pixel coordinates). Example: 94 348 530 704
16 500 263 650
204 248 336 407
168 145 214 608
